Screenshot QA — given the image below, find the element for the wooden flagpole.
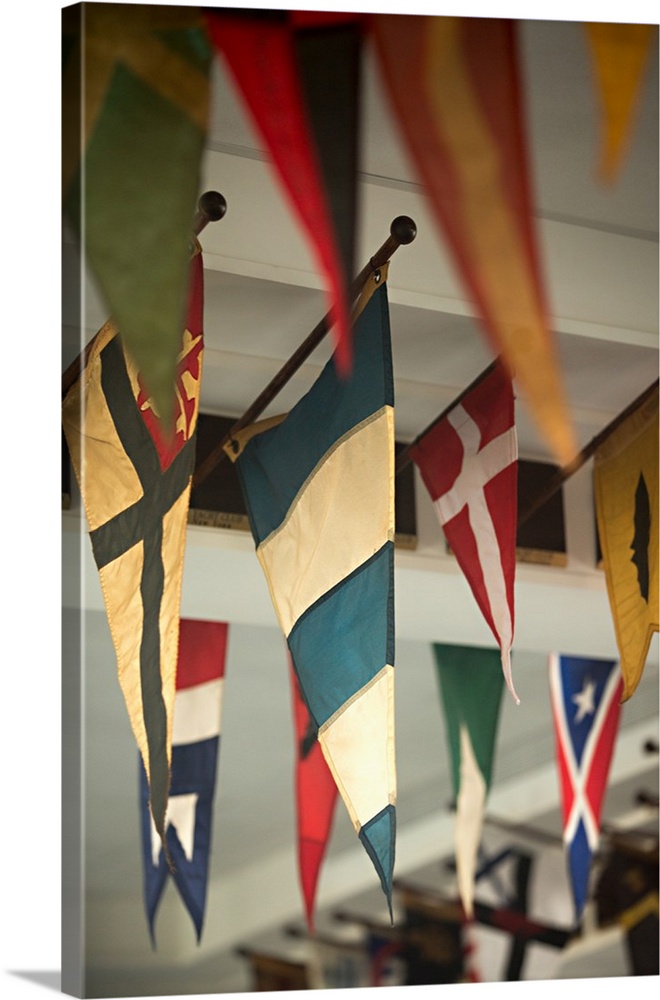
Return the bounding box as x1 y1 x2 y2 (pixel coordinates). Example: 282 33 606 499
394 357 501 476
60 190 228 399
192 214 417 489
517 377 659 528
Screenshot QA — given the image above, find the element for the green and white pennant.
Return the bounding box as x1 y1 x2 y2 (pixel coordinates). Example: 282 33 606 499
433 643 505 916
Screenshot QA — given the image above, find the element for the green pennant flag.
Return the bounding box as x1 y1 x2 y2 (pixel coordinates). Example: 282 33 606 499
62 3 211 430
433 643 504 917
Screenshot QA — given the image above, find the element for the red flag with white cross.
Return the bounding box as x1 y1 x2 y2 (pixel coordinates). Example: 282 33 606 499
410 363 519 702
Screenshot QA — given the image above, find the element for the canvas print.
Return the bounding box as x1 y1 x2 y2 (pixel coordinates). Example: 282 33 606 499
61 3 658 997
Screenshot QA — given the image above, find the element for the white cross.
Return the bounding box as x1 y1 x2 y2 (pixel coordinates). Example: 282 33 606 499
435 404 517 689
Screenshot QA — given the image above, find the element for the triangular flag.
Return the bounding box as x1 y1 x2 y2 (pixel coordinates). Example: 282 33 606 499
289 656 338 932
411 363 519 702
62 247 205 847
141 618 229 944
433 643 505 918
226 268 397 913
372 13 576 467
62 2 211 428
549 653 623 920
594 384 658 701
583 22 657 183
204 8 365 376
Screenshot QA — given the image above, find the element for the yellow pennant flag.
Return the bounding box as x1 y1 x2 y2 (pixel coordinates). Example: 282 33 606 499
583 22 657 183
594 385 658 701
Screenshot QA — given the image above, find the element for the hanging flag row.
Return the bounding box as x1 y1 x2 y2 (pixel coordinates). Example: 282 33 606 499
63 7 655 463
62 237 656 941
138 631 628 943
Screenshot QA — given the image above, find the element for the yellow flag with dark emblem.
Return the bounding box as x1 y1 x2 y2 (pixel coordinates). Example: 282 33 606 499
594 384 658 701
62 247 205 847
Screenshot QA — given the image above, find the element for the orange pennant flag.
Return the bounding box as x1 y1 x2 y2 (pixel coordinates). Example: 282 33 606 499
372 14 577 468
583 21 656 183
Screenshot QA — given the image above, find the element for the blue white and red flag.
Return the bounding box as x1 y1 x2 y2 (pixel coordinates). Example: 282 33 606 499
140 618 229 944
548 652 623 920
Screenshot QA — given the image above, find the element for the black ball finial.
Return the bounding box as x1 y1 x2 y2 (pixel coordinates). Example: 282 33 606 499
198 190 227 222
390 215 417 246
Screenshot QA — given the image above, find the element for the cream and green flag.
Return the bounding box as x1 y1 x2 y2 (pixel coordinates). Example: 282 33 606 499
594 384 658 701
433 643 504 916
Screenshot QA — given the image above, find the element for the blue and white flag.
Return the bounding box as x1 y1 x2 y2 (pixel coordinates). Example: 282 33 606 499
226 268 397 913
549 652 623 921
140 618 229 944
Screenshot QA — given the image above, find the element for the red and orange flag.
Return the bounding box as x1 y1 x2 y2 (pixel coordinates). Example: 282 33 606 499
372 14 576 467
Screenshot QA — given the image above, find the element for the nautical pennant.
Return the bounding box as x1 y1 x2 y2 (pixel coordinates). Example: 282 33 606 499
204 7 364 376
433 643 505 917
594 383 658 701
412 364 519 702
290 657 339 931
549 652 623 920
583 21 657 183
62 2 211 428
226 268 397 912
372 13 576 468
141 618 228 944
62 246 205 848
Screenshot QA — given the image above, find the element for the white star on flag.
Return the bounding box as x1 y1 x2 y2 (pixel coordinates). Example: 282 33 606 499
572 679 596 723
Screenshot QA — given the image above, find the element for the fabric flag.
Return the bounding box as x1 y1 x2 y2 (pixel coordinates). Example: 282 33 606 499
411 363 519 702
549 653 623 921
227 268 397 912
204 8 365 376
433 643 505 918
372 14 576 468
594 384 658 701
62 246 205 849
141 618 228 944
289 656 339 931
62 3 211 428
583 22 657 183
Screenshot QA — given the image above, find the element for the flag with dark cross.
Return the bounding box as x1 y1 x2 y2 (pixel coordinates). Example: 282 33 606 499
62 248 205 848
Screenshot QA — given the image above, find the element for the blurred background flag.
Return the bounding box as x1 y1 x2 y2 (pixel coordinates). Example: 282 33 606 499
583 21 657 183
205 8 366 376
549 652 624 921
290 657 339 932
373 14 576 468
433 643 505 917
62 2 211 430
141 619 229 944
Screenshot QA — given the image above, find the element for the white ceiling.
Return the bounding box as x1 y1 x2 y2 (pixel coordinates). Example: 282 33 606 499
61 14 659 994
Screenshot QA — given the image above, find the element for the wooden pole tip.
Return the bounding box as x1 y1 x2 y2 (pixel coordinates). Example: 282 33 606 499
198 190 227 222
390 215 416 245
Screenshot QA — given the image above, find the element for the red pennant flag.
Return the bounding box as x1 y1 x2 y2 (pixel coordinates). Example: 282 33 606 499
372 14 576 468
205 9 364 376
411 364 519 702
289 657 338 931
